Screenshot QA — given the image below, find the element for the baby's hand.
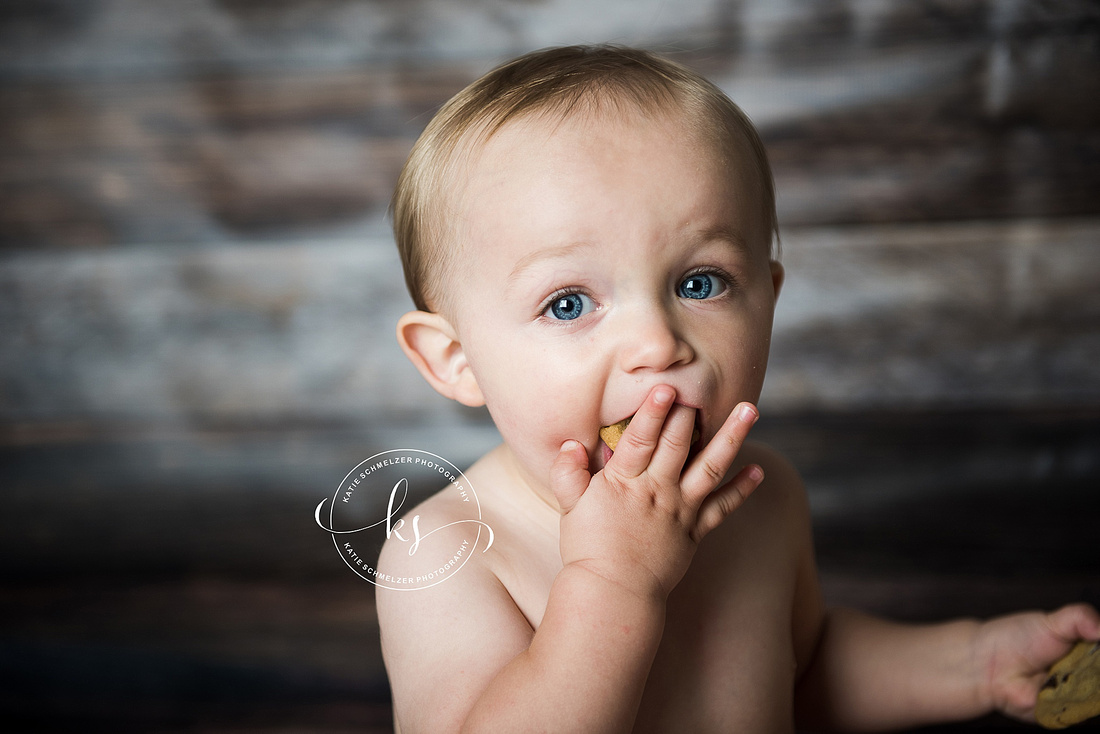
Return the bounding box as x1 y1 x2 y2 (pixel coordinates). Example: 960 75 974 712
975 603 1100 722
550 385 763 601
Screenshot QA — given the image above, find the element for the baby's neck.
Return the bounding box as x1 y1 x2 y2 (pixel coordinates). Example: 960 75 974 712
469 443 562 529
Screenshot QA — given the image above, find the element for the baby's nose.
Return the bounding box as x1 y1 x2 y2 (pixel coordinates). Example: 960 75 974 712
616 306 694 373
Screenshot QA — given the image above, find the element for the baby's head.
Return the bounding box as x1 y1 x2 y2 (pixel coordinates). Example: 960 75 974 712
393 44 779 316
393 45 784 489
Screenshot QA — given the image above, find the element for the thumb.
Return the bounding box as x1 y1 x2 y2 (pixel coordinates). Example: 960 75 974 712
550 440 591 514
1047 603 1100 643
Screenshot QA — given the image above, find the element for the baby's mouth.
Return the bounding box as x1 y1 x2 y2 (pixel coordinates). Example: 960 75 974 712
598 413 702 455
598 417 632 452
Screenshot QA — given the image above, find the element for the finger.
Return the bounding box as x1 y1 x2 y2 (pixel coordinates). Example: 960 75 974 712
644 402 697 481
682 402 758 502
549 440 591 514
607 385 676 478
693 464 764 541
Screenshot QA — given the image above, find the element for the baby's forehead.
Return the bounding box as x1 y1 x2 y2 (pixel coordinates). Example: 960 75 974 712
446 114 770 282
471 100 752 169
459 105 767 226
453 107 762 226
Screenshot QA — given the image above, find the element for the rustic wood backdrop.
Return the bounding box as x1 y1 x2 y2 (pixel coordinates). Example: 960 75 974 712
2 1 1098 730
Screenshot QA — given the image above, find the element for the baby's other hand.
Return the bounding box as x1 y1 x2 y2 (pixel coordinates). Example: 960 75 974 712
975 602 1100 722
550 385 763 601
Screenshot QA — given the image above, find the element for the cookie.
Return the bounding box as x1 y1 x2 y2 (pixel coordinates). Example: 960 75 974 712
598 416 700 452
1036 640 1100 729
599 418 631 451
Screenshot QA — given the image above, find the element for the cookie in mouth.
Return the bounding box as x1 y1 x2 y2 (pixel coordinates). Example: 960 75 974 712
598 415 701 452
599 417 632 451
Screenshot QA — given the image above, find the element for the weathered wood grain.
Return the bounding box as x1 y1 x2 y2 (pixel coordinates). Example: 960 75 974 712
2 408 1096 581
2 409 1097 730
2 220 1096 427
2 3 1099 730
765 218 1100 410
2 0 1098 246
1 578 393 732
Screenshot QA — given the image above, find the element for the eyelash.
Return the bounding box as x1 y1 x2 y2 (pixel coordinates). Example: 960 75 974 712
537 287 596 322
681 266 737 297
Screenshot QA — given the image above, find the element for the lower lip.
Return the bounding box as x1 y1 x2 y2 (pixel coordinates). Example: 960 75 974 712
600 441 613 465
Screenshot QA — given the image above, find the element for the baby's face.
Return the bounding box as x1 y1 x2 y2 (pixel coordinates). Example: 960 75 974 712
447 108 782 494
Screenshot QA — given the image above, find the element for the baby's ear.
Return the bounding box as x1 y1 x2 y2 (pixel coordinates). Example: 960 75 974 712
396 311 485 407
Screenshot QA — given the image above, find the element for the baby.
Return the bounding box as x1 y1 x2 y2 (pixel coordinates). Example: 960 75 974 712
377 45 1099 732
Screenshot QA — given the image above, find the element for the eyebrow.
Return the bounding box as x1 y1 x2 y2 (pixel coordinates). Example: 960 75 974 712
694 224 752 256
505 224 755 287
506 240 590 286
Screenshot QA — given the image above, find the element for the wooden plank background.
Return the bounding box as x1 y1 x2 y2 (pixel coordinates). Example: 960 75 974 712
1 1 1098 730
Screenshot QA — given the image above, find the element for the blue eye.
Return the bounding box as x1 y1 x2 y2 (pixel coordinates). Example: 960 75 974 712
545 292 594 321
678 273 723 300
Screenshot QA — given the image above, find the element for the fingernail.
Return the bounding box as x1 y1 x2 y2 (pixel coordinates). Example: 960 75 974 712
738 404 758 424
561 440 580 452
654 386 674 405
749 465 764 482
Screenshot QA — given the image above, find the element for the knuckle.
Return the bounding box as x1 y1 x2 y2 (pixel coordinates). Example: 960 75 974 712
549 457 573 483
716 489 744 519
700 457 727 485
622 431 653 452
710 494 733 520
662 431 691 453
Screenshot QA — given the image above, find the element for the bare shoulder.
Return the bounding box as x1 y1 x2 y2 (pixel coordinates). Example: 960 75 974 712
376 488 532 734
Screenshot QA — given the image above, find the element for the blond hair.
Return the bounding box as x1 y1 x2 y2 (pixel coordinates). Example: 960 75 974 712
392 44 779 313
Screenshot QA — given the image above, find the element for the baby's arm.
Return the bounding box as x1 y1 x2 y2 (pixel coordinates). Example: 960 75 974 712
796 595 1100 730
382 386 763 733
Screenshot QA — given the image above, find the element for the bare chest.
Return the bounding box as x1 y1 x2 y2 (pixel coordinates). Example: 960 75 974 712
635 570 798 733
495 534 799 732
486 472 805 733
635 494 803 733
